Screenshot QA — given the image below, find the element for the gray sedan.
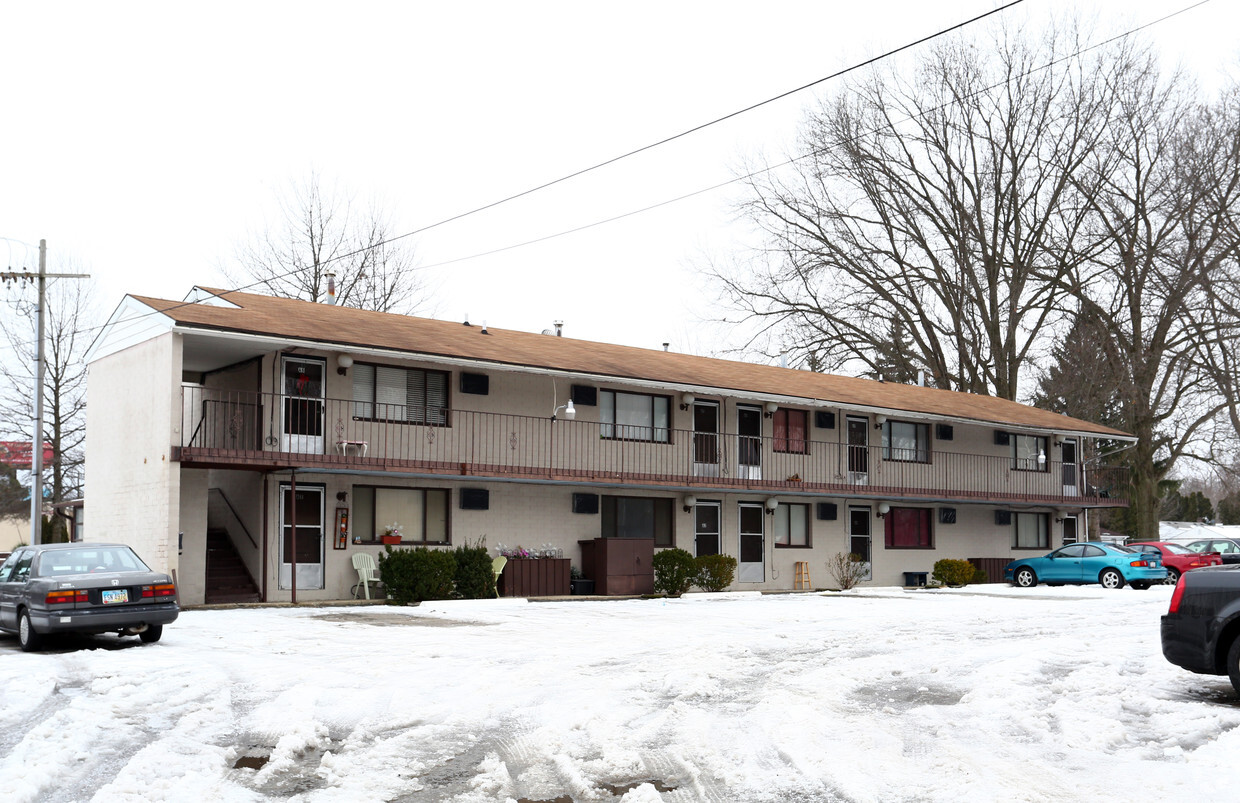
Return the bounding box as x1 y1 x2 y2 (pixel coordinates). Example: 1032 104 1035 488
0 542 179 651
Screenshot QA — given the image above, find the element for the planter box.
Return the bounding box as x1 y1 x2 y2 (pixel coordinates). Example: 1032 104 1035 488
380 535 402 545
500 558 570 597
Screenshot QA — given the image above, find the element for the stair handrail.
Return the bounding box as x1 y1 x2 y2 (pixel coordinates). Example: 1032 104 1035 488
208 487 258 549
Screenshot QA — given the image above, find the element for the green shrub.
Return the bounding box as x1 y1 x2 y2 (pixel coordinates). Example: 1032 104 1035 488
378 546 457 604
972 566 989 585
694 554 738 592
453 543 496 599
653 548 696 596
932 558 976 587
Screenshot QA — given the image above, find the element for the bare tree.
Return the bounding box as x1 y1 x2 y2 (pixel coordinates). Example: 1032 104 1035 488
227 172 427 313
716 23 1110 399
1065 51 1240 539
0 271 95 540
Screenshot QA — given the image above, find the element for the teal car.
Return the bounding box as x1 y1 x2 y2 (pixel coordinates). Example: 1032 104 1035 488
1003 543 1167 590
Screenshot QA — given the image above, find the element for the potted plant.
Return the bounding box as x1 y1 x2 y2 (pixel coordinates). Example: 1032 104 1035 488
380 522 403 545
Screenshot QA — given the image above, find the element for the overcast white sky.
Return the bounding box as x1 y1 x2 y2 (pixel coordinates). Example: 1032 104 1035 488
2 1 1237 354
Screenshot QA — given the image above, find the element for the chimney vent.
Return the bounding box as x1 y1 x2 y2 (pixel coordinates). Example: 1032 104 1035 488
663 342 669 352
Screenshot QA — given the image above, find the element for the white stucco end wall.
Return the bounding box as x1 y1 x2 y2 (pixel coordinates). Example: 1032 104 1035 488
85 331 183 577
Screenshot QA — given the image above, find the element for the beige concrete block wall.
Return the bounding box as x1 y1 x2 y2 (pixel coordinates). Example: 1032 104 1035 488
86 332 183 576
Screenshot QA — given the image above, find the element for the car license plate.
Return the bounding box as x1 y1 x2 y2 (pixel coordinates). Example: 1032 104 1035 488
101 588 129 605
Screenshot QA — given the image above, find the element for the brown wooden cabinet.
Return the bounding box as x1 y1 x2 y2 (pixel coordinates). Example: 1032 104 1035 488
578 538 654 596
499 558 571 597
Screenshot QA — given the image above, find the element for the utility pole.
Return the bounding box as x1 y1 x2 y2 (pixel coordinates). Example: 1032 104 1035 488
0 239 89 545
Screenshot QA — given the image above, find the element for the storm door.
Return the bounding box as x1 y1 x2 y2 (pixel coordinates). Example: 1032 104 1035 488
737 405 762 480
738 502 765 583
847 416 869 485
1061 515 1078 546
279 485 325 590
281 356 325 454
693 400 721 477
848 505 873 581
1061 438 1079 496
694 501 721 557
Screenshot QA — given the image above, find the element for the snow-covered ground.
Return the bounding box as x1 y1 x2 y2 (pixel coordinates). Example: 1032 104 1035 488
1 585 1237 803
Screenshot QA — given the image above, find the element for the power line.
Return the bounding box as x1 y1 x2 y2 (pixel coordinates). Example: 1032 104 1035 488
31 0 1214 346
68 1 1026 340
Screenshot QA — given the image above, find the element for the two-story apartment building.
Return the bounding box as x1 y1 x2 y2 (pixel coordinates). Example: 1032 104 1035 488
85 288 1131 604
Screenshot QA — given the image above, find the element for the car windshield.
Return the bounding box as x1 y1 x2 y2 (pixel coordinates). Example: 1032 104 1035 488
36 547 149 577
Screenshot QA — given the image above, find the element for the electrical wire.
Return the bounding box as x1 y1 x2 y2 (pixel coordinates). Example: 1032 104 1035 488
9 0 1214 347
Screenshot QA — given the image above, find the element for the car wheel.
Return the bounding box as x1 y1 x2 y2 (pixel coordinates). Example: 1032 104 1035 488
1100 568 1124 589
1228 636 1240 698
139 625 163 644
18 610 43 652
1163 568 1181 586
1014 567 1037 588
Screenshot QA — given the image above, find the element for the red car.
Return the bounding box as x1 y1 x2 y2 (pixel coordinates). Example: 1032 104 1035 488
1128 541 1222 585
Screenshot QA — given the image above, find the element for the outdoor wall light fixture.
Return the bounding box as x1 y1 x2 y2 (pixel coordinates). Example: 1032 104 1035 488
336 354 354 375
552 400 576 421
682 495 697 512
765 497 779 515
874 414 887 429
680 393 696 411
764 401 779 418
877 502 891 518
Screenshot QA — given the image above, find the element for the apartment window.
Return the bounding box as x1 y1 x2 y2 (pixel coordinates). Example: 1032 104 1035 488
1013 512 1049 549
353 485 449 544
1012 434 1047 472
602 496 673 546
773 408 808 454
773 503 810 547
352 363 449 425
884 507 933 549
882 421 929 463
600 390 670 442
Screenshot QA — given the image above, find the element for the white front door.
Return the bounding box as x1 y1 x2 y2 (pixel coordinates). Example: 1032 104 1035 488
737 405 762 480
849 505 873 581
1061 439 1079 496
281 356 325 454
692 400 721 477
847 416 869 485
738 502 765 583
279 485 325 590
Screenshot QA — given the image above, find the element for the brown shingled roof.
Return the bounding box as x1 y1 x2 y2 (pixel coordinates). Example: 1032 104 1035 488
133 288 1130 439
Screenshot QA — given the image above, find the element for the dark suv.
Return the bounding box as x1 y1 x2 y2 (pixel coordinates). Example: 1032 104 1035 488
1161 564 1240 695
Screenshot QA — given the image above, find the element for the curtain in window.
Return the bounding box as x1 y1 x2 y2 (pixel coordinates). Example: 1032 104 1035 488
773 409 807 454
885 507 932 548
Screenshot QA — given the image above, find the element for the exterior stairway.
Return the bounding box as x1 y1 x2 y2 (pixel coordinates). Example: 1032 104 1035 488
205 528 261 604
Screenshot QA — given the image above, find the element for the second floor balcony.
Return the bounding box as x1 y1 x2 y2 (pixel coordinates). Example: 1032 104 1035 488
177 387 1129 508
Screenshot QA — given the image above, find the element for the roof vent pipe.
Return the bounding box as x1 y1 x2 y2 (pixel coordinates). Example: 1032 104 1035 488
663 342 669 352
325 270 337 305
918 369 925 387
554 320 563 337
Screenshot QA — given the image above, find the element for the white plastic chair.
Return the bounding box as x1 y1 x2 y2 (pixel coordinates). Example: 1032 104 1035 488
351 552 382 600
492 556 507 598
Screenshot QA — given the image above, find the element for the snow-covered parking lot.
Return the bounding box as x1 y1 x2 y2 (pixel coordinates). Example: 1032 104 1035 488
2 584 1238 803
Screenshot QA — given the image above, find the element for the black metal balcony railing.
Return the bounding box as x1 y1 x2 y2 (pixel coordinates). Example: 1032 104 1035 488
178 387 1129 507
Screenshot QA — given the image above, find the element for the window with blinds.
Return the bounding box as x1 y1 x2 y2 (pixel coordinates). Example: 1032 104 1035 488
352 363 449 425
